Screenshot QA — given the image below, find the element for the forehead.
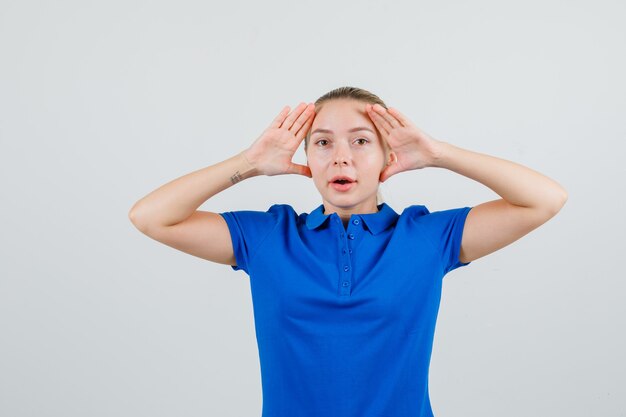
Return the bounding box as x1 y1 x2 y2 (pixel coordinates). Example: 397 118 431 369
310 99 378 136
311 99 375 132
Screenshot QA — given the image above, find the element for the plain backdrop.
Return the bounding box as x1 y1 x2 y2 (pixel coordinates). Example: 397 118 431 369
1 0 624 416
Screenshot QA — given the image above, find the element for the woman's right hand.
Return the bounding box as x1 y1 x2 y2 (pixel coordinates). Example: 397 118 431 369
243 102 315 177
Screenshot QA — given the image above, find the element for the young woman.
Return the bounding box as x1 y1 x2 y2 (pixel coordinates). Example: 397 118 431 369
129 86 567 417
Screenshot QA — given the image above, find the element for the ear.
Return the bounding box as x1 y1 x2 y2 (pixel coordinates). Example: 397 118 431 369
386 151 397 166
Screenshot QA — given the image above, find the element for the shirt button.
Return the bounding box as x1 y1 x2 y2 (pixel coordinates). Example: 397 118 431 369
353 219 360 225
349 249 352 254
342 249 347 254
343 265 349 272
348 233 355 240
342 281 350 287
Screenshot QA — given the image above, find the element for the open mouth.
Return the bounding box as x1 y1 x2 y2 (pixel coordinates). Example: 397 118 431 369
329 175 356 184
329 177 356 191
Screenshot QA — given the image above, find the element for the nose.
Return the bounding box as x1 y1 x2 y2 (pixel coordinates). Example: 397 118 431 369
333 142 351 166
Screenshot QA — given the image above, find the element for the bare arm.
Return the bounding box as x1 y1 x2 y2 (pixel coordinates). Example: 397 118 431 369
128 151 258 230
127 152 260 265
366 103 568 264
127 102 315 265
432 142 568 263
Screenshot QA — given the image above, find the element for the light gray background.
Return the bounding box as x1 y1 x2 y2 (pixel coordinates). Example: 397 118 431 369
1 0 624 416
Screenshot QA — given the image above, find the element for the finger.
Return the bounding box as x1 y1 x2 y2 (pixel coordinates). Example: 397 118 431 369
372 103 401 129
379 166 390 183
280 102 309 130
387 107 409 127
270 106 291 129
379 164 398 183
295 110 315 141
289 163 312 178
380 155 402 182
289 103 314 136
366 104 390 136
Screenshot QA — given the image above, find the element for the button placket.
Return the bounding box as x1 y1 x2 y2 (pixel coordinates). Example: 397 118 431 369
335 214 353 296
340 237 351 295
338 215 365 296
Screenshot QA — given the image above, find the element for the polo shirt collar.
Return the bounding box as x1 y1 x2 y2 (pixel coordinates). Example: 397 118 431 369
305 202 399 235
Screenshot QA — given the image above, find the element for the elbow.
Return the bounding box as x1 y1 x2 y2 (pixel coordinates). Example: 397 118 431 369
128 209 142 230
556 185 568 210
546 186 568 218
128 203 148 231
560 187 569 207
128 208 139 225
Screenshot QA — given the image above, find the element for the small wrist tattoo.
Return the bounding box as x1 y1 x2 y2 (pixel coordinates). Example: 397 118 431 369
230 170 244 184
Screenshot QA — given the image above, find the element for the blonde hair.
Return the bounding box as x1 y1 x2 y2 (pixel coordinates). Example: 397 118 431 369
304 86 390 206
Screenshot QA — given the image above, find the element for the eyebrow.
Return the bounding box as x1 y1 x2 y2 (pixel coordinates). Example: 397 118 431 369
311 127 375 135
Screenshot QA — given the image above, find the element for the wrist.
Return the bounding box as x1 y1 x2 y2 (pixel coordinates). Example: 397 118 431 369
237 150 261 179
429 141 453 168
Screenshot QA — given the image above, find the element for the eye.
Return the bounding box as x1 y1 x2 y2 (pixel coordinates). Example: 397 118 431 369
315 139 329 146
355 138 369 145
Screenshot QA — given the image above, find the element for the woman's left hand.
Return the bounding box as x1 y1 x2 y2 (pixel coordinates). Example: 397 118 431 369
366 103 445 183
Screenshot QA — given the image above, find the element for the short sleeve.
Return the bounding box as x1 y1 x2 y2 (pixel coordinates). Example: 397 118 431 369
422 206 473 276
219 207 280 275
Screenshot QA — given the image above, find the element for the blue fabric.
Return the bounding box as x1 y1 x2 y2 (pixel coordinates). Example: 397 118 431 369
219 202 472 417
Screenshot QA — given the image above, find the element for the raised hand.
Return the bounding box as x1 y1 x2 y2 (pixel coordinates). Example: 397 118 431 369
243 103 315 177
366 103 444 183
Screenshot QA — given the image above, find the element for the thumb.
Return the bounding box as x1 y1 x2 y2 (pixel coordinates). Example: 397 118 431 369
379 165 400 183
288 163 312 178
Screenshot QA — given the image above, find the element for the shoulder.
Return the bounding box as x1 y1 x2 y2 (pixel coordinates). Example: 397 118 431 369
401 204 471 224
241 203 303 228
397 204 472 238
396 204 431 228
221 203 308 229
400 204 431 219
221 203 294 218
267 203 297 215
269 203 314 229
267 203 302 221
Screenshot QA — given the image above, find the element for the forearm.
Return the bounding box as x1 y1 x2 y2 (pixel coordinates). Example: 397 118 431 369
128 151 259 229
431 142 568 212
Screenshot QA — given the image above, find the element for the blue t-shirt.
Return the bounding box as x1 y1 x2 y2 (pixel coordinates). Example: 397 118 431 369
219 202 472 417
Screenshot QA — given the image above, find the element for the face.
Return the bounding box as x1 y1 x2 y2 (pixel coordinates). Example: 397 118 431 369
306 99 393 216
